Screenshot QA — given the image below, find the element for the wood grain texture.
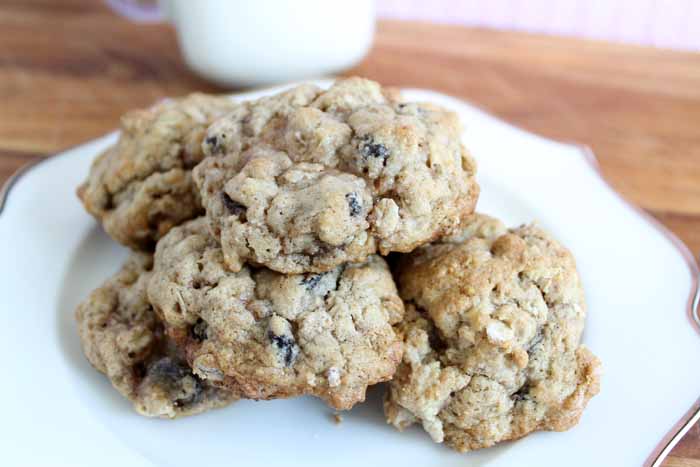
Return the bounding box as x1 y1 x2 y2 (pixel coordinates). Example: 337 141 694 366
665 457 700 467
0 2 698 464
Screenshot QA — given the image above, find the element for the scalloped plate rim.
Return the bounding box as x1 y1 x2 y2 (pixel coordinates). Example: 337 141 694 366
0 82 698 467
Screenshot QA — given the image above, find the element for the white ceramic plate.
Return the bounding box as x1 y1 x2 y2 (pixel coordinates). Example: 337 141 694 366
1 82 698 467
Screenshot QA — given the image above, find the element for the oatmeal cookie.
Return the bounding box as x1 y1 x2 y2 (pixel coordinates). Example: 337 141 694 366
194 77 479 273
384 214 601 451
75 252 237 418
77 94 237 250
147 218 405 410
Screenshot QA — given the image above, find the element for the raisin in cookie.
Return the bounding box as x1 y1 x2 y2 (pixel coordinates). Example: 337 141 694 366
384 214 601 452
193 77 479 273
147 218 405 410
77 94 237 250
75 252 237 418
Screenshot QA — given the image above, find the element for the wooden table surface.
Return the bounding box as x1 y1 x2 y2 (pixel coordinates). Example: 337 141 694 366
1 1 699 465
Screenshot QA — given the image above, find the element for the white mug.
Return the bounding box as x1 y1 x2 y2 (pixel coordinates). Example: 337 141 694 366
106 0 376 88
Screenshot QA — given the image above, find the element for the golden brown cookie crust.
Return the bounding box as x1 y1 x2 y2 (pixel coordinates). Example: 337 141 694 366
194 77 479 274
147 218 405 410
75 252 237 418
78 94 237 250
385 214 601 451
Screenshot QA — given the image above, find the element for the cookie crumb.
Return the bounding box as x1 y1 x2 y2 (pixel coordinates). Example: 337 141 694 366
333 413 343 424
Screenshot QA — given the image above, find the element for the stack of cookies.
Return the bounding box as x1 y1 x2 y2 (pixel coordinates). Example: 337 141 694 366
75 78 600 452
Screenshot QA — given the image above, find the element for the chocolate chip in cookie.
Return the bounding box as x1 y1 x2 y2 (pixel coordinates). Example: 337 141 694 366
221 192 247 218
190 318 208 342
359 134 390 161
345 192 362 217
267 331 299 367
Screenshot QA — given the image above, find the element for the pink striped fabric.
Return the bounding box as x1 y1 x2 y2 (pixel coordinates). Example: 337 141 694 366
377 0 700 51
